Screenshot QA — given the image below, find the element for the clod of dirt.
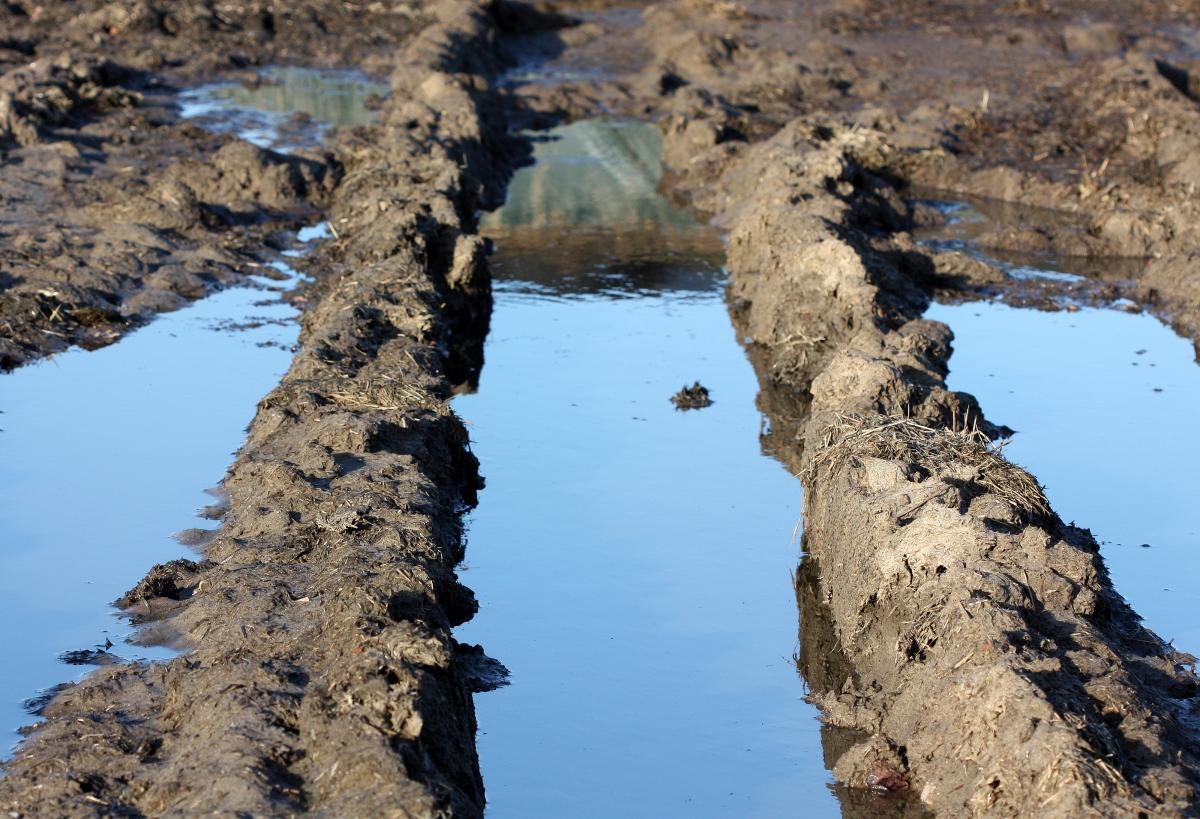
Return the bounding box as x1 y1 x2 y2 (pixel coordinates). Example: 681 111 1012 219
58 649 120 666
455 643 511 693
670 380 713 409
116 558 210 607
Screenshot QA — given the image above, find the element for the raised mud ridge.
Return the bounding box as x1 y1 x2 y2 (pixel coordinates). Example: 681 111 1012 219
662 112 1200 815
0 2 523 815
0 0 439 371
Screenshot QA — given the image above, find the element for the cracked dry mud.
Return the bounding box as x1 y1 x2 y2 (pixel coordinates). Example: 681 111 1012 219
4 0 1200 816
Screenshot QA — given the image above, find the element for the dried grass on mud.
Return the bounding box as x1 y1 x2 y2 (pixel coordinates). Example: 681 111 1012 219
806 414 1052 524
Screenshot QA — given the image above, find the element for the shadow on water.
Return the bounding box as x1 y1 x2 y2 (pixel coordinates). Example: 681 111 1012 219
456 119 847 816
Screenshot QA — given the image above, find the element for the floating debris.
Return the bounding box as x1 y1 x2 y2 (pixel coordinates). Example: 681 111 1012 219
671 381 713 410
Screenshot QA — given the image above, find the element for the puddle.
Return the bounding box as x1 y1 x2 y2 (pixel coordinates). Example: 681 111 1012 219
912 195 1143 284
921 203 1200 656
0 258 306 750
178 66 387 151
501 7 647 88
454 120 839 816
0 73 353 747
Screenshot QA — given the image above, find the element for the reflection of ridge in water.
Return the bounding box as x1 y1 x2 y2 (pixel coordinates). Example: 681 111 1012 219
794 557 932 818
488 225 726 299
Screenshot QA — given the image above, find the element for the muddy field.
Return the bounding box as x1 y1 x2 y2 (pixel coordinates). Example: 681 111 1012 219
2 0 1200 815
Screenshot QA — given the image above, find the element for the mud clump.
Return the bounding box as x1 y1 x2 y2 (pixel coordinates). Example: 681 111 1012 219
670 380 713 409
58 649 120 667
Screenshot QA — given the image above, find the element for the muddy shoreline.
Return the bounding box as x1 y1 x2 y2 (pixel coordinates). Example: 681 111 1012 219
4 0 1200 815
714 121 1200 816
633 4 1200 813
0 0 439 370
0 1 531 814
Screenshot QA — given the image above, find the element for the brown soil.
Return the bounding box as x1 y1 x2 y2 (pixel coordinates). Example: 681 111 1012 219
506 0 1200 814
6 0 1200 816
0 1 544 815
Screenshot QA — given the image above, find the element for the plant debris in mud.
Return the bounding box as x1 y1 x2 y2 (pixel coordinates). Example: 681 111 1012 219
670 380 712 410
807 414 1052 524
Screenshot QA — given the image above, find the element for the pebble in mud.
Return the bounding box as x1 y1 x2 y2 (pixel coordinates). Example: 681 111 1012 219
670 380 713 409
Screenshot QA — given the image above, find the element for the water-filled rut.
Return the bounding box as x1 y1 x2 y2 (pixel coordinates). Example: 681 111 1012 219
918 200 1200 656
455 120 839 815
0 69 374 749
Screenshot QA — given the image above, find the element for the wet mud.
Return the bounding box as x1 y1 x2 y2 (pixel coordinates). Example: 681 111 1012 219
5 0 1200 816
0 0 433 370
0 0 538 814
500 2 1200 814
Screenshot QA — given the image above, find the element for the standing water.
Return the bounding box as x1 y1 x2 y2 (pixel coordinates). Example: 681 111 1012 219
920 200 1200 656
178 66 388 151
0 69 380 750
0 264 300 748
454 120 839 816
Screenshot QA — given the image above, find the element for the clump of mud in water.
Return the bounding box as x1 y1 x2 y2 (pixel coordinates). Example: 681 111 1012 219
670 380 712 409
57 648 119 666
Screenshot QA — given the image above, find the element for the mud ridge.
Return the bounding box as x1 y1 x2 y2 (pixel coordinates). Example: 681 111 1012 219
660 108 1200 815
0 2 535 815
0 0 441 371
506 2 1200 810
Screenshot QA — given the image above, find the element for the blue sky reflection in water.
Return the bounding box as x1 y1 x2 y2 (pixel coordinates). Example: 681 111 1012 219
927 300 1200 656
0 72 358 751
0 270 299 750
454 120 838 817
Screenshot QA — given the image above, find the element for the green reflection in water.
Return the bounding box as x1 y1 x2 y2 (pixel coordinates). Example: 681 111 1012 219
483 120 701 232
179 66 388 151
213 66 387 129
